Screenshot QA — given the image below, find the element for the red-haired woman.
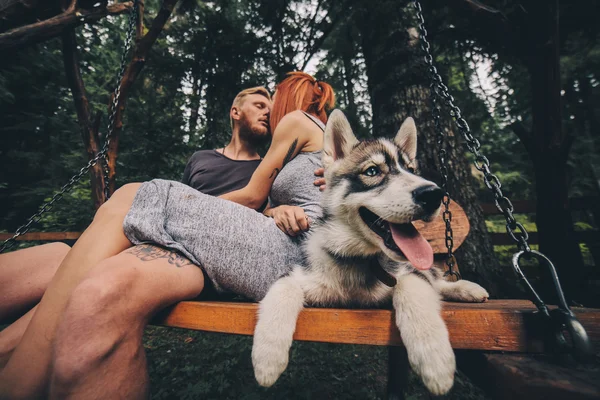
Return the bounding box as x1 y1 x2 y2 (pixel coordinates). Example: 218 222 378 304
0 71 335 399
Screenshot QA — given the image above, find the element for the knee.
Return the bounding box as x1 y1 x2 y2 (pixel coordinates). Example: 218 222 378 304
93 183 141 223
41 242 70 274
44 242 71 256
93 200 127 224
56 266 142 345
62 265 141 326
51 268 142 386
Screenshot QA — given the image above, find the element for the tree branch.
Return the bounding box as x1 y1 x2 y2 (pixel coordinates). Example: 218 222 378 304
0 0 58 28
106 0 179 195
509 121 534 159
298 0 324 66
63 0 77 13
136 0 144 40
61 28 105 208
445 0 529 63
463 0 500 14
300 8 344 71
0 1 133 51
62 28 92 147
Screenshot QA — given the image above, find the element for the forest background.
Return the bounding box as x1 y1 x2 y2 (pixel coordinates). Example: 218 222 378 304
1 0 598 398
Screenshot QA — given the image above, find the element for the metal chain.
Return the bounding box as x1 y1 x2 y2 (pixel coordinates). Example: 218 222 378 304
102 0 139 201
430 82 460 279
0 0 139 254
413 0 530 253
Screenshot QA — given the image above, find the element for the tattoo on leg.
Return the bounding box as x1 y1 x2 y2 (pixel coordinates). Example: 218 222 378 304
126 244 194 268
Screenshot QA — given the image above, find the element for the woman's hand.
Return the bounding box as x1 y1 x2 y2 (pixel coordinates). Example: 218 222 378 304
314 168 326 191
266 205 310 236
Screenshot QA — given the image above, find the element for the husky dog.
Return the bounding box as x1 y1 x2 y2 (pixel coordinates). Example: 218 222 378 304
252 110 489 395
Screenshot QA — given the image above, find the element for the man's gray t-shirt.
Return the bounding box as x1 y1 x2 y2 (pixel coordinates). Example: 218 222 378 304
182 150 261 196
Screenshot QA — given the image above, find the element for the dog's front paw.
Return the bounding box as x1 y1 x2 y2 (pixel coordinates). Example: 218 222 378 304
421 347 455 395
252 339 290 387
409 336 456 395
442 280 489 303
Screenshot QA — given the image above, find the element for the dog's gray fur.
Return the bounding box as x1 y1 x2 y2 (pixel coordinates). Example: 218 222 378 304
252 110 489 395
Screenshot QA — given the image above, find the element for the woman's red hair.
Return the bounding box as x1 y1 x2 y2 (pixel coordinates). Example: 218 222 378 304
270 71 335 132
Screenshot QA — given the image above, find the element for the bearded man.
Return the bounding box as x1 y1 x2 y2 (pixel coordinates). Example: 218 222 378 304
182 87 272 198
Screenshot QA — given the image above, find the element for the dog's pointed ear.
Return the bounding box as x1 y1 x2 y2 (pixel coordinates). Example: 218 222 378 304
323 109 358 168
395 117 417 162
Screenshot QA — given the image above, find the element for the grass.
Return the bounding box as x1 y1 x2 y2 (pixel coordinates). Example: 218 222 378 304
144 326 491 399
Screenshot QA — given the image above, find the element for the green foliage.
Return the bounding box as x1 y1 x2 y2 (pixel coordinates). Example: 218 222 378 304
315 21 372 138
484 214 536 234
0 38 85 231
2 0 600 395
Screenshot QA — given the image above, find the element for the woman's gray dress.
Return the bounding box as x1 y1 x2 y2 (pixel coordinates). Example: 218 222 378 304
123 117 324 301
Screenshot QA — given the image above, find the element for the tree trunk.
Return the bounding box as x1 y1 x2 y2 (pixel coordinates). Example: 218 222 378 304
188 74 202 134
62 29 105 210
527 0 583 302
340 25 360 131
355 0 504 297
0 0 60 32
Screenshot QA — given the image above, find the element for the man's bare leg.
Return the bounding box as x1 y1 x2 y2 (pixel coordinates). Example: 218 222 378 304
0 305 37 370
0 243 69 369
0 242 69 321
49 245 205 400
0 183 141 399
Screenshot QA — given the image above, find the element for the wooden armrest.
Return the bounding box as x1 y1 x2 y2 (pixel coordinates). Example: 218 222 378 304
416 201 469 253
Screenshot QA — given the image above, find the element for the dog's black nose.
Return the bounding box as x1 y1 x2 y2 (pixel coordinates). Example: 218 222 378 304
412 185 444 213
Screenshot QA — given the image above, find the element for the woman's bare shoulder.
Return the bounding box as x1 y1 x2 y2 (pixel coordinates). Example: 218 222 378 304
275 110 320 134
278 110 310 125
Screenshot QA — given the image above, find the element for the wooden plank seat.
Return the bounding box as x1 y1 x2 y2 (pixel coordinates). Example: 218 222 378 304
147 199 599 356
151 300 600 353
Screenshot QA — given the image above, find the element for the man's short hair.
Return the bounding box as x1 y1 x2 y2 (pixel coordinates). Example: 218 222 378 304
230 86 271 128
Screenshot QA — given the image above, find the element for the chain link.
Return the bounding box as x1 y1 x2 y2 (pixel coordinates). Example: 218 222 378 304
431 82 459 279
0 0 139 254
413 0 530 253
102 0 139 201
416 6 459 279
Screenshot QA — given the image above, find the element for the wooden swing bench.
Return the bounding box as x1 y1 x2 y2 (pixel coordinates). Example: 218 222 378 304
148 202 598 350
3 202 600 398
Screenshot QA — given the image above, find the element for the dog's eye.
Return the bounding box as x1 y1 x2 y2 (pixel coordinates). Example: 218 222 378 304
363 166 380 177
406 166 416 174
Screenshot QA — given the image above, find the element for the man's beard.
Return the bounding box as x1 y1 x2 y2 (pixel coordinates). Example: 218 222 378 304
238 116 270 147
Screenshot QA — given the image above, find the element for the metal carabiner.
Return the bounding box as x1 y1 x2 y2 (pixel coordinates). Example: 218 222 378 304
512 250 593 362
443 254 461 281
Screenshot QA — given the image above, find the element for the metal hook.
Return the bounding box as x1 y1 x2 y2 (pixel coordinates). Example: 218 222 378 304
443 270 461 281
512 250 593 362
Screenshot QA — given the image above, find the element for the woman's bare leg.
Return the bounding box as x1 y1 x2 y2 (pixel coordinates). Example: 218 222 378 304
49 244 205 400
0 183 142 399
0 242 69 321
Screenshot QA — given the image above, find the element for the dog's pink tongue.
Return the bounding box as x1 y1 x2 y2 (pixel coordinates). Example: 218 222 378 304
389 222 433 270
